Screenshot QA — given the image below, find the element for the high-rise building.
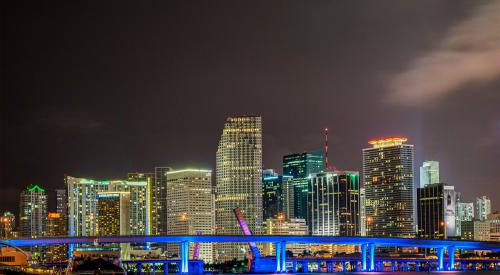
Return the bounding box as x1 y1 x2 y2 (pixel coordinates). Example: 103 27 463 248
166 169 214 263
45 212 68 262
55 189 67 216
456 200 474 236
417 183 456 239
476 196 491 221
19 185 48 238
359 188 366 236
362 137 415 237
309 171 360 236
282 150 323 223
461 220 490 241
419 161 440 188
0 212 16 239
488 212 500 242
263 217 308 256
97 192 131 236
153 167 171 236
215 116 263 262
67 176 150 237
128 172 156 235
262 169 292 221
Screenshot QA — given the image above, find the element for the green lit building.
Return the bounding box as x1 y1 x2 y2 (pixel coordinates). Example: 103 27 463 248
282 150 323 224
262 169 292 220
19 185 48 238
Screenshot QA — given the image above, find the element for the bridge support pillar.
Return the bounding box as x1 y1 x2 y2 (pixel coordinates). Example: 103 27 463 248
368 243 375 271
275 241 286 272
180 241 189 273
137 263 142 273
302 261 308 272
437 247 444 270
163 262 168 275
343 260 347 272
448 246 455 270
361 243 367 271
391 261 395 272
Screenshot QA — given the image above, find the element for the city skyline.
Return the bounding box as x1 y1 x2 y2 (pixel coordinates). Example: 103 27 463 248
2 1 500 212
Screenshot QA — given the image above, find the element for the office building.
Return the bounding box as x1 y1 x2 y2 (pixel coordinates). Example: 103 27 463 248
45 212 68 262
166 169 214 263
283 150 323 223
0 212 15 239
55 189 67 215
262 169 292 220
362 137 415 237
456 201 474 236
263 217 308 256
19 185 48 238
309 171 360 236
419 161 440 188
417 183 456 239
461 220 490 241
97 192 131 236
153 168 171 236
215 116 263 262
129 172 157 235
476 196 491 221
359 188 366 236
488 212 500 241
66 176 150 237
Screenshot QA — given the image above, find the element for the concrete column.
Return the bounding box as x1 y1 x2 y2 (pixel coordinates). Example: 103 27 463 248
302 261 308 273
280 241 287 272
437 247 444 271
163 262 168 275
137 263 143 274
404 261 409 271
361 244 367 271
275 242 282 273
368 243 375 271
180 241 189 273
292 260 297 273
343 261 347 272
391 261 395 272
448 246 455 270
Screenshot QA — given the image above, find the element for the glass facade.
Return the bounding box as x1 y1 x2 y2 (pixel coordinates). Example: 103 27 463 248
309 171 360 237
282 150 323 224
262 169 292 221
362 138 415 238
19 185 47 238
215 116 263 262
417 183 456 239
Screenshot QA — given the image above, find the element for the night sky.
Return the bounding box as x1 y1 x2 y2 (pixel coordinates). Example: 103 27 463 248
1 1 499 213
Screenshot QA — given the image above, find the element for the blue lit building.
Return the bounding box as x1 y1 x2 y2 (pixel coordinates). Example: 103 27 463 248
282 150 324 224
262 169 292 220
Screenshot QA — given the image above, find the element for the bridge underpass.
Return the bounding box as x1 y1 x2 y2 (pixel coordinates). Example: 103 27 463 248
2 235 500 273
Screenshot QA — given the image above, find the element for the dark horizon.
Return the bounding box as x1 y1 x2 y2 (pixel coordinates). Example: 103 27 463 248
2 1 499 213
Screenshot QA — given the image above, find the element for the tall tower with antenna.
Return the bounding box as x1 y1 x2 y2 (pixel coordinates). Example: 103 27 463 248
324 128 329 171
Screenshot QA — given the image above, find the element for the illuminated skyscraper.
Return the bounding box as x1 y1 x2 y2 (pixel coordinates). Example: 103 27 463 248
0 212 16 239
19 185 48 238
263 217 308 256
362 137 415 237
97 192 131 236
456 194 474 236
67 176 150 237
419 161 440 188
283 150 323 223
55 189 67 215
262 169 292 220
215 116 263 262
417 183 456 239
309 171 360 236
45 212 68 262
476 196 491 221
166 169 214 263
153 167 171 235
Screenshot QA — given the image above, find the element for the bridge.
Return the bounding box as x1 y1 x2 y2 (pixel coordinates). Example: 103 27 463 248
3 235 500 273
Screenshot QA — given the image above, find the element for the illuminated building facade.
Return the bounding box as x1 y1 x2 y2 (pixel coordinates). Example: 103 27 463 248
55 189 67 215
417 183 456 239
359 188 366 236
461 220 490 241
262 169 292 220
419 161 440 188
309 171 360 236
456 200 474 236
166 169 214 263
0 212 16 239
45 212 68 262
283 150 323 224
67 176 149 237
215 116 263 262
154 167 171 236
488 212 500 241
476 196 491 221
263 217 308 256
19 185 47 238
362 137 415 237
97 192 131 236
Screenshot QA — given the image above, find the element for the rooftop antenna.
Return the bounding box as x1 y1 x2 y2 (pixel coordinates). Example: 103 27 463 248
324 127 329 171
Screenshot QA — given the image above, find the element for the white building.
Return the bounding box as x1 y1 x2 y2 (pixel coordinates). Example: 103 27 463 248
476 196 491 221
215 116 263 262
456 202 474 236
19 185 47 238
419 161 440 188
66 176 150 237
166 169 214 263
